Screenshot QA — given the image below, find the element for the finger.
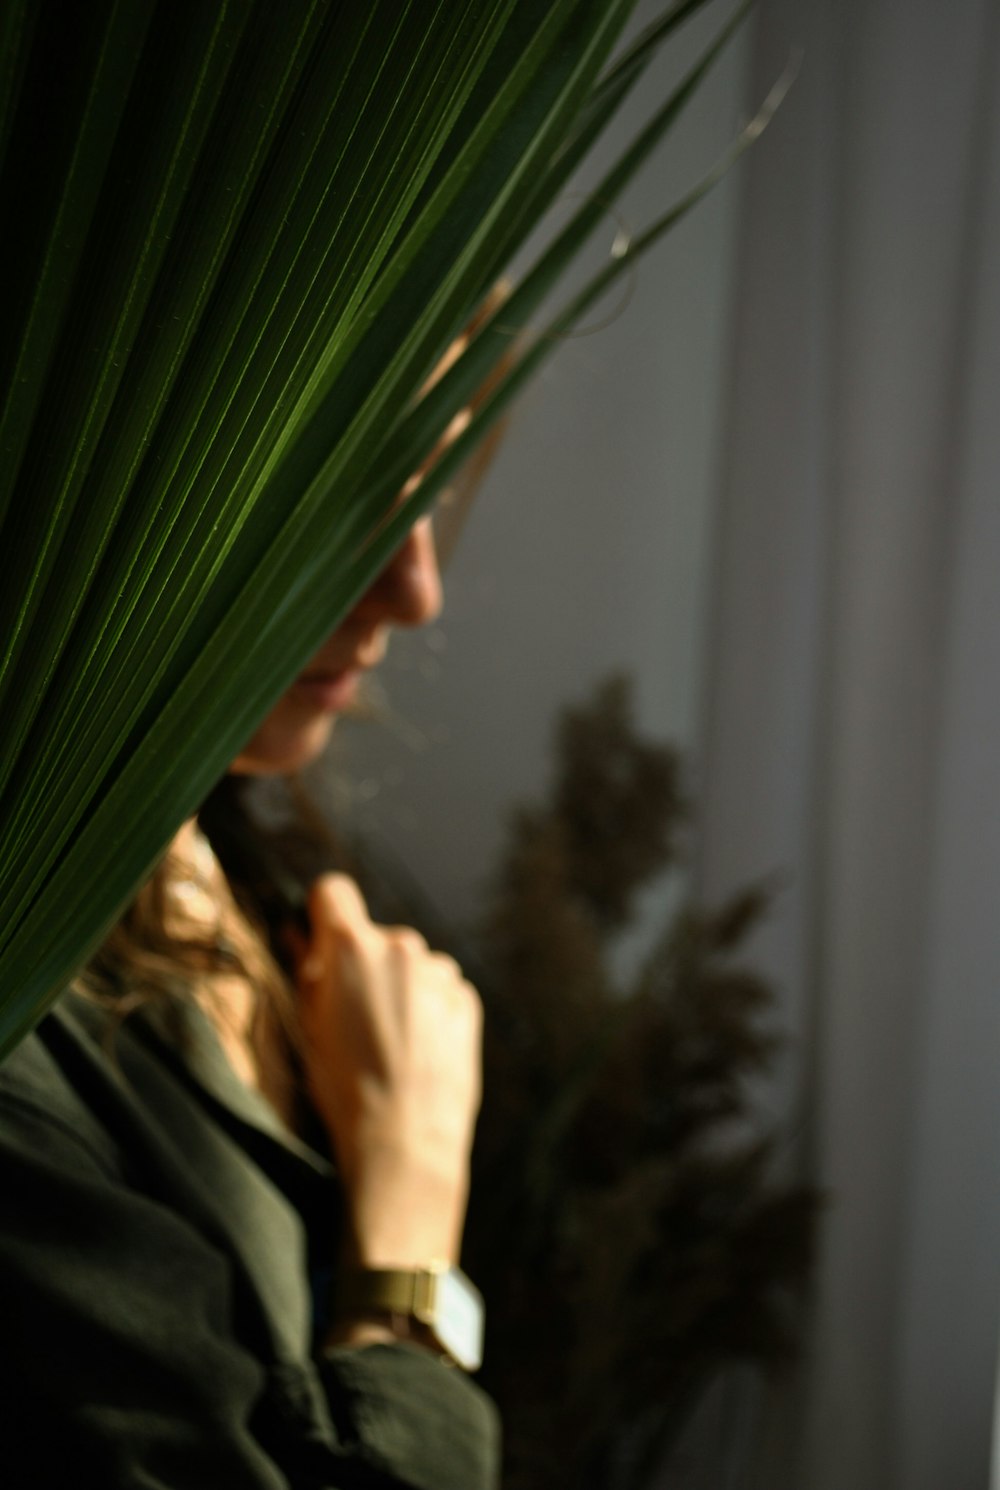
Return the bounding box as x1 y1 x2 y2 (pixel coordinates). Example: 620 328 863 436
293 876 370 1000
308 873 371 942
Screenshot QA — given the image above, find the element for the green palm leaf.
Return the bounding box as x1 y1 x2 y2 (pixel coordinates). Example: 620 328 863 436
0 0 763 1055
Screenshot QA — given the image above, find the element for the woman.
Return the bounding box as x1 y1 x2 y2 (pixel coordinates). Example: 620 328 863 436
0 511 499 1488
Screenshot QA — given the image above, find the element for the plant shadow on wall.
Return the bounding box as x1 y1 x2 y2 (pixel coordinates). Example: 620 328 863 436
223 675 820 1490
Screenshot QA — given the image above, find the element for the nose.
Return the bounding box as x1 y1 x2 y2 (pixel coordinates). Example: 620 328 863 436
354 514 443 629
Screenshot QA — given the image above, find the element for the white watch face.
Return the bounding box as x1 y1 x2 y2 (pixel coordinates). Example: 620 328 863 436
431 1268 484 1372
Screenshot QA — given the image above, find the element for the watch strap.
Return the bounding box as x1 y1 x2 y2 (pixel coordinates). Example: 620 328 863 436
336 1264 484 1371
338 1266 433 1319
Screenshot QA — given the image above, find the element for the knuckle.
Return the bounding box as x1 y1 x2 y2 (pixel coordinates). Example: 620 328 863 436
447 969 481 1021
386 926 427 955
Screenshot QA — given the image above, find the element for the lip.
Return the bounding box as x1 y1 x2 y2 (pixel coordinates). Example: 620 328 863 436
291 669 360 712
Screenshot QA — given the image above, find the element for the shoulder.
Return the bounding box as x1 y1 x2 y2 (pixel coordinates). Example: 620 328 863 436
0 995 125 1169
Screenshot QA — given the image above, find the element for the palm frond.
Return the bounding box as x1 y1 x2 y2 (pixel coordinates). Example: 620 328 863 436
0 0 762 1054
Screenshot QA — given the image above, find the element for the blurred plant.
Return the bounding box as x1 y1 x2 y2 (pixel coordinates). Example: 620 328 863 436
458 676 819 1489
222 673 819 1487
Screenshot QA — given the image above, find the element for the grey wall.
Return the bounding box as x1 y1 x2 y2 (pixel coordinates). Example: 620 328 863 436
694 1 1000 1484
319 1 750 937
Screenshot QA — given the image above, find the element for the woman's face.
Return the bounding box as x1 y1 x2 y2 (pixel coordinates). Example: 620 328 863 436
230 514 442 775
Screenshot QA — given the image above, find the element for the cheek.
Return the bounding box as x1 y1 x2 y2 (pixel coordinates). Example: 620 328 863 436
229 696 335 776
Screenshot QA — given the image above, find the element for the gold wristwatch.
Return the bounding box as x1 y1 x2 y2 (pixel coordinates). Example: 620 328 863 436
337 1263 484 1371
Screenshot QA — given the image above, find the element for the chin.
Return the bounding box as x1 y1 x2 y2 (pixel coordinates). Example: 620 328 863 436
229 706 335 777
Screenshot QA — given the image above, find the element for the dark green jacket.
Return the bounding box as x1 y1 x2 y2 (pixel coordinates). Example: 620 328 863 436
0 992 499 1489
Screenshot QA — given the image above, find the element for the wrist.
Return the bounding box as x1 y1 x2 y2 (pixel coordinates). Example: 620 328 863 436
340 1152 469 1269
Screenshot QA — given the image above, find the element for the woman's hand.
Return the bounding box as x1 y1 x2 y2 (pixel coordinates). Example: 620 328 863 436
293 874 482 1270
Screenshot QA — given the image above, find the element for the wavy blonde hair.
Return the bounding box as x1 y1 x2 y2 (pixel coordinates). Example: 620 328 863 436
80 793 302 1125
